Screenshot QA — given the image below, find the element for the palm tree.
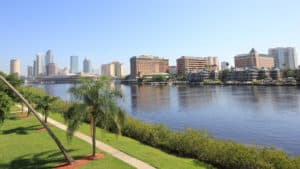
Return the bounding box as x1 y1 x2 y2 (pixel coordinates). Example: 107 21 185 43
36 95 58 123
65 76 125 157
0 75 74 164
20 88 35 116
21 86 47 117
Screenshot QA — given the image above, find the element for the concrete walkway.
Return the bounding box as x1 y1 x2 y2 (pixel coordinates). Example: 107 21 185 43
40 114 156 169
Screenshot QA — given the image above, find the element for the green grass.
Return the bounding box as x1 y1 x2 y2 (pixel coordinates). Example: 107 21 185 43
50 113 214 169
0 112 135 169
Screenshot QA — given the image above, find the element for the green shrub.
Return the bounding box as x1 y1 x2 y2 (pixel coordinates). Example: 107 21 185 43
122 117 300 169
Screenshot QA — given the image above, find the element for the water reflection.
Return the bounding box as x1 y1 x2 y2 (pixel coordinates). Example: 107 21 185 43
130 85 171 114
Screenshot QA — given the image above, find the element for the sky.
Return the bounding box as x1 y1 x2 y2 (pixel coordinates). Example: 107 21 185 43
1 0 300 75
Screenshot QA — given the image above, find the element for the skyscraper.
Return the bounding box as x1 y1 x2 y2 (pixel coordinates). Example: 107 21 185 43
36 53 45 76
33 60 37 77
45 49 54 66
10 59 20 76
27 66 33 79
46 63 56 76
268 47 297 69
83 58 91 73
70 56 79 73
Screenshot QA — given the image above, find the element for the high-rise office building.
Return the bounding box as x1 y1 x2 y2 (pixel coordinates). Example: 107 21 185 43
10 59 20 76
83 58 91 73
27 66 33 79
33 60 37 77
45 49 54 66
70 56 79 73
130 55 169 78
234 48 274 69
268 47 297 69
36 53 45 76
101 61 124 78
46 63 56 76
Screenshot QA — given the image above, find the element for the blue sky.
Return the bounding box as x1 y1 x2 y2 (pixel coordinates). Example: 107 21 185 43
1 0 300 75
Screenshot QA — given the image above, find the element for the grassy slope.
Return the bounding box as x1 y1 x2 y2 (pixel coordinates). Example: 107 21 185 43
0 112 134 169
50 113 214 169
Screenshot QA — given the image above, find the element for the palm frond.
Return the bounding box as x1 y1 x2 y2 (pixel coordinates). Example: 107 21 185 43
64 102 88 141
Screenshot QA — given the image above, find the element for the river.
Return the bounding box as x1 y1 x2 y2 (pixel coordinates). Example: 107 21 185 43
33 83 300 155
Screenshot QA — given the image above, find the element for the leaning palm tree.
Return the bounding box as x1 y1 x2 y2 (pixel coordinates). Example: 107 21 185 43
36 95 58 123
0 75 74 164
65 76 125 157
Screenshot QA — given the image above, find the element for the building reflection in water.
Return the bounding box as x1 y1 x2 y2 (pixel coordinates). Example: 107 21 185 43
176 85 217 113
129 85 171 114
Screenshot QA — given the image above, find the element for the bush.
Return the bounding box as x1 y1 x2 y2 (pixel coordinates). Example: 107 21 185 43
122 117 300 169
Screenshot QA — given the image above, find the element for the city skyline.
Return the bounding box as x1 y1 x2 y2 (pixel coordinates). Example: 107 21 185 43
5 46 299 77
1 0 300 75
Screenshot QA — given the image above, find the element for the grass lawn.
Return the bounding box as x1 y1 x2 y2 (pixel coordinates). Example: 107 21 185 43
50 113 215 169
0 112 135 169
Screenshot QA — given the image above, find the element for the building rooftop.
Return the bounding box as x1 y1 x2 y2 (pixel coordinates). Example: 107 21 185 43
178 56 206 60
132 55 167 60
235 48 272 58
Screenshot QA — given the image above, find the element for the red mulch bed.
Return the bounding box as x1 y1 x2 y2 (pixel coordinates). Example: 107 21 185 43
55 153 104 169
16 112 33 120
38 125 53 132
38 127 47 132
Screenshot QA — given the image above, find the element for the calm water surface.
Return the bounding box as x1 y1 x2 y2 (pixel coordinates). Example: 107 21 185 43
34 84 300 155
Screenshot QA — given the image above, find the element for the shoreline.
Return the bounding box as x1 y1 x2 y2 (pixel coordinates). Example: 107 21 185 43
120 80 300 87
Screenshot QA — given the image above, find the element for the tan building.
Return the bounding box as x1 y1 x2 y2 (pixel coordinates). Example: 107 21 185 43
101 61 124 78
235 48 274 69
10 59 21 76
176 56 219 75
130 55 169 78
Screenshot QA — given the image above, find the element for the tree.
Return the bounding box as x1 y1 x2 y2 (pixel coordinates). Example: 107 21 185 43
0 91 13 125
0 75 74 164
152 75 166 82
21 86 47 116
257 70 268 80
36 95 58 123
219 69 230 82
65 76 125 156
283 69 296 78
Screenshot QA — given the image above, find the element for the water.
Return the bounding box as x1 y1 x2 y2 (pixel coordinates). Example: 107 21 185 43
33 83 300 155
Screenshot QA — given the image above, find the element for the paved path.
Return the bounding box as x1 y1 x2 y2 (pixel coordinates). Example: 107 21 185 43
18 105 155 169
42 114 156 169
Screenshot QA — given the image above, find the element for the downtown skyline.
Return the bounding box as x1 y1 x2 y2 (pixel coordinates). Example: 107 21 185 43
1 0 300 75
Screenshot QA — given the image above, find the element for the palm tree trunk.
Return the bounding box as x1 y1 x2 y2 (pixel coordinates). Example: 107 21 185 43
27 109 31 117
91 115 96 157
44 113 48 123
0 75 74 164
